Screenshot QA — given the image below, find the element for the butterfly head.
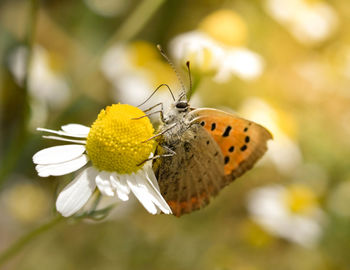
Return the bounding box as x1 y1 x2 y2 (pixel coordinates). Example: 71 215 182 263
163 97 190 124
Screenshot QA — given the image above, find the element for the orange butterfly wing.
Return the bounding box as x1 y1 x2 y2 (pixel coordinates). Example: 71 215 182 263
192 108 272 183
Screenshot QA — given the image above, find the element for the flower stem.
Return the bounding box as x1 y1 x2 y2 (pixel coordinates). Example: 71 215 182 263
78 0 167 81
0 215 64 267
106 0 167 45
0 0 39 189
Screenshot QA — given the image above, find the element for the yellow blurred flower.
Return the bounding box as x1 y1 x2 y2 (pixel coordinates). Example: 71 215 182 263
241 219 274 248
128 41 161 68
284 184 318 214
199 9 247 46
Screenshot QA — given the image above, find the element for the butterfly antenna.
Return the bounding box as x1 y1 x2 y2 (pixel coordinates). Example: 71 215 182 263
157 44 186 99
137 84 175 107
185 61 193 99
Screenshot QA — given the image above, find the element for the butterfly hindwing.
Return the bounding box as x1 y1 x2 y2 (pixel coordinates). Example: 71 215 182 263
154 123 225 217
192 108 272 183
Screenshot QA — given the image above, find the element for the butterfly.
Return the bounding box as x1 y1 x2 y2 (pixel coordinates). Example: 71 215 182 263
149 48 272 217
152 95 272 217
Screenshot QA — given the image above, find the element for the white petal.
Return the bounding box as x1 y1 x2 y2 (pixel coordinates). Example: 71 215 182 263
144 163 161 190
126 175 158 215
135 168 172 214
37 127 87 138
110 173 129 201
96 171 115 196
56 167 98 217
42 135 86 144
142 167 172 214
61 124 90 137
33 144 86 165
111 173 130 194
36 154 89 177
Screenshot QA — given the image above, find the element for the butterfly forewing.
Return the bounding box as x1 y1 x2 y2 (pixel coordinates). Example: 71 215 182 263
191 108 272 183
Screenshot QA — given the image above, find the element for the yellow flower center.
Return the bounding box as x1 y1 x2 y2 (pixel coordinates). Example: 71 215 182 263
284 185 318 214
86 104 155 174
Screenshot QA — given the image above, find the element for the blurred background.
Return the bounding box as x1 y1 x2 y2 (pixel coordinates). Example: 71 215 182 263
1 0 350 269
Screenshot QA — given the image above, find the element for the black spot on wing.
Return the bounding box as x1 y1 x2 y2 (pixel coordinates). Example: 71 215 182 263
222 126 232 137
240 145 247 151
211 123 216 131
200 121 205 126
229 146 235 152
224 156 230 164
245 136 250 143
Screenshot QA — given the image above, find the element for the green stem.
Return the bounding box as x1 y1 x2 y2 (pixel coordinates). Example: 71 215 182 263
78 0 167 83
0 0 39 188
0 215 64 266
106 0 166 45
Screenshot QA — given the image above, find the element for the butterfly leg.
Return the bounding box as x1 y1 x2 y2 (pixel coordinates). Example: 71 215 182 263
142 102 163 113
133 102 165 122
132 110 164 120
137 145 176 166
141 123 177 143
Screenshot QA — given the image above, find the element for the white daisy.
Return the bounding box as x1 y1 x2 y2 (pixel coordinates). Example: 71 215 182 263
247 184 325 248
170 10 264 83
239 98 302 174
32 104 172 217
101 41 182 109
8 45 70 128
265 0 338 45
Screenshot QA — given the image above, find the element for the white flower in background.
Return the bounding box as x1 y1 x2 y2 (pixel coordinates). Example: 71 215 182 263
239 98 302 174
265 0 338 45
32 104 172 217
170 9 264 83
247 184 325 248
101 41 189 109
8 45 70 128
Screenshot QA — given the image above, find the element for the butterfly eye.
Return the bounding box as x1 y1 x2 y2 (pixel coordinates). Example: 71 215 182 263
175 101 189 111
176 101 188 108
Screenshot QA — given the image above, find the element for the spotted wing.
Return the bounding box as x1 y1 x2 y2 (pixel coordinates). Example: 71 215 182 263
153 124 225 217
191 108 272 184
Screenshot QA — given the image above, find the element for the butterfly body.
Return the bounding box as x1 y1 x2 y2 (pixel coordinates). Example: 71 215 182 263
153 99 272 217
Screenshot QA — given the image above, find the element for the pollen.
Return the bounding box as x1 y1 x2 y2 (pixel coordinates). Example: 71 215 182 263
86 104 155 174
